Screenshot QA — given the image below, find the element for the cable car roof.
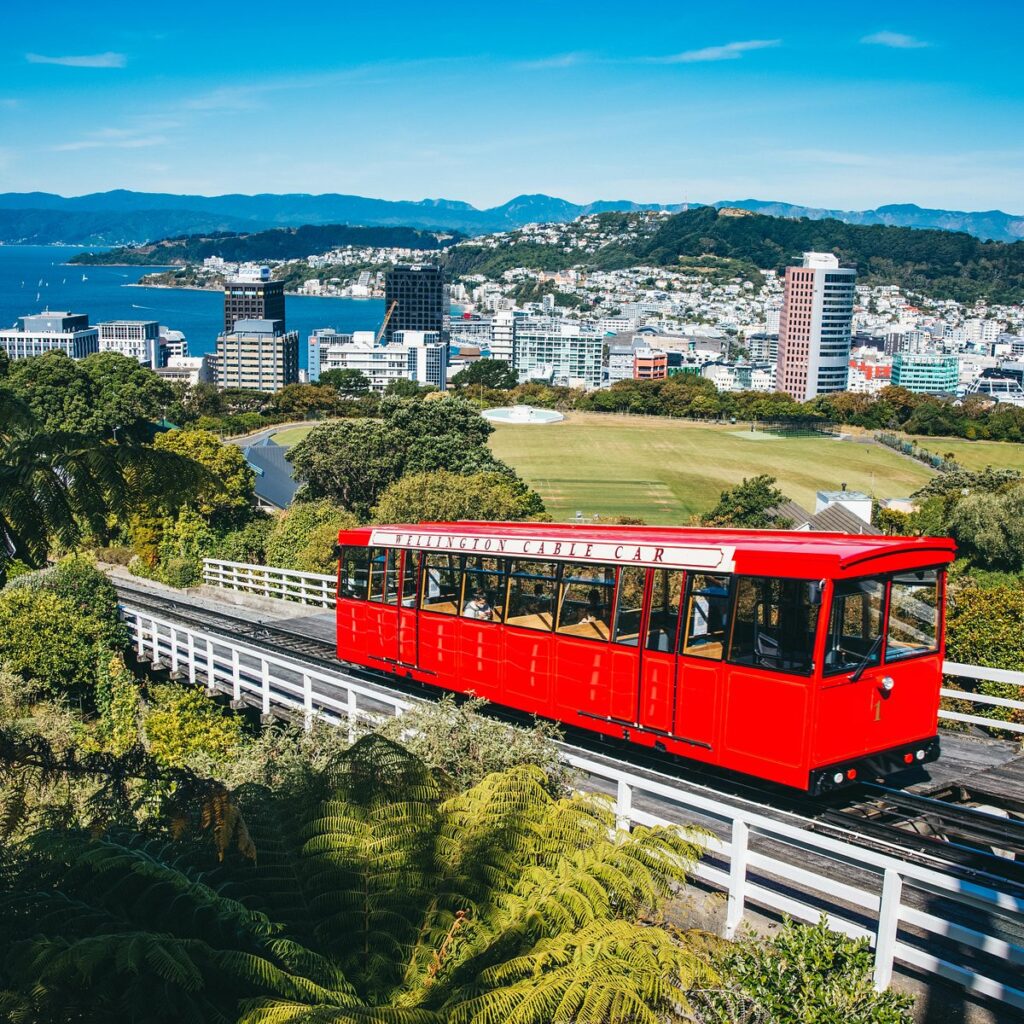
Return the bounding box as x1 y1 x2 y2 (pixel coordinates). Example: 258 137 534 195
341 521 955 579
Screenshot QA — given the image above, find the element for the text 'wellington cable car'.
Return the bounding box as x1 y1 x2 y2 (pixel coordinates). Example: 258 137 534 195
334 522 955 793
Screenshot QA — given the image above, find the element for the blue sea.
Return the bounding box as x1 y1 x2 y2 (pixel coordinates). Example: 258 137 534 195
0 245 385 372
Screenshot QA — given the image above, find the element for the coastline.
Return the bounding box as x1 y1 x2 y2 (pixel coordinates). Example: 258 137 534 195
124 281 382 300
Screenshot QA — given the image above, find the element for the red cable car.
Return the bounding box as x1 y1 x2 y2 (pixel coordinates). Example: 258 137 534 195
334 522 956 793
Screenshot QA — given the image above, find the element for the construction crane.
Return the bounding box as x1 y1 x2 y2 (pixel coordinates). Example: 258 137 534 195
375 300 398 345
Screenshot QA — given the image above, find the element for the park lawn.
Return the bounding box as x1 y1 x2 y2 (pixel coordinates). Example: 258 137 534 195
901 435 1024 473
489 413 935 524
272 425 315 446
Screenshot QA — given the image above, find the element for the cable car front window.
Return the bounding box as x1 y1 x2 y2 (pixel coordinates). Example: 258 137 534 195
340 547 370 600
886 570 940 662
824 578 885 675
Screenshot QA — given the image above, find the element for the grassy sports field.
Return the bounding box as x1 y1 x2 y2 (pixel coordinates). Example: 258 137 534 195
487 413 936 524
901 435 1024 473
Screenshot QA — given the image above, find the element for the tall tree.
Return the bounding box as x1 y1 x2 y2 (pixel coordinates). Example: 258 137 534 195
319 368 371 396
372 470 545 523
451 359 519 391
0 389 208 584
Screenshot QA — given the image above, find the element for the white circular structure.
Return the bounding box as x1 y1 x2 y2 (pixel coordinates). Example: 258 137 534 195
482 404 564 424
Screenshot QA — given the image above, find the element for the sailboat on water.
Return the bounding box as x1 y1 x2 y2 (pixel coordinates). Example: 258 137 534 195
81 273 88 281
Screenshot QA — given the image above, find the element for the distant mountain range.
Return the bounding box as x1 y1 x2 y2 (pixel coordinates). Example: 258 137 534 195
0 189 1021 246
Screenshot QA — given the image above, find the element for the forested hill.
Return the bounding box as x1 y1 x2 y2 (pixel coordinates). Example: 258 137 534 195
70 223 463 265
612 207 1024 304
445 207 1024 304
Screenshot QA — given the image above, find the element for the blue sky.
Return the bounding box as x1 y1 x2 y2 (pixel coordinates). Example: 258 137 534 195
2 0 1022 212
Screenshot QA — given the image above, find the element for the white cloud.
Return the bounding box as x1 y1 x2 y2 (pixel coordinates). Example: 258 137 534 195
52 128 166 152
26 51 127 68
649 39 781 64
861 31 929 49
518 52 590 70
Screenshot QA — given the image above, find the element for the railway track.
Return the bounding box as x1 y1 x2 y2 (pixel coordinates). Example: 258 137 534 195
113 580 1024 895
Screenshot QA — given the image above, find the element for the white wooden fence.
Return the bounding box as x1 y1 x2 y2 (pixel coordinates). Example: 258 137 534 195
200 558 1024 735
122 603 1024 1011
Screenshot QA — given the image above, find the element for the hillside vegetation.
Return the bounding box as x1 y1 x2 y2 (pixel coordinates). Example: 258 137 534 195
71 223 462 265
449 207 1024 304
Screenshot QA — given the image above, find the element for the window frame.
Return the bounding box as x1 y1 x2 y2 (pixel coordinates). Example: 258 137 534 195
679 572 734 661
726 574 821 677
419 552 465 617
555 562 616 642
338 545 371 601
460 555 508 624
611 565 648 648
884 568 942 665
504 559 560 633
823 575 888 677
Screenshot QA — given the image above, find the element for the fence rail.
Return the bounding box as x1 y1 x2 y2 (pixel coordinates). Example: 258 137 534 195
200 559 1024 736
122 603 1024 1012
203 558 336 608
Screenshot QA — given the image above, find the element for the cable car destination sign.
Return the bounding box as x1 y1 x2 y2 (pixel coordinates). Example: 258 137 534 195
369 528 736 572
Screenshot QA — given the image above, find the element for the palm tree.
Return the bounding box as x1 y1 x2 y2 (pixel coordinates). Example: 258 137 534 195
0 737 712 1023
0 388 209 584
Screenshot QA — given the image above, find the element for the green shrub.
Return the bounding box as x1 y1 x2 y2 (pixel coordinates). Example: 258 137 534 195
709 917 914 1024
264 500 357 573
0 588 108 697
47 555 126 649
142 685 244 769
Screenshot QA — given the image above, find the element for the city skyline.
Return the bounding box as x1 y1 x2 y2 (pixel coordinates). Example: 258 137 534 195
2 0 1022 213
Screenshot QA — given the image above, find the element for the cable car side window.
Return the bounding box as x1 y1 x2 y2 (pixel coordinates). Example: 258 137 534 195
505 560 558 631
401 551 420 607
680 574 732 660
556 563 614 641
421 553 463 615
824 578 885 675
886 570 940 662
612 566 647 646
367 547 399 604
340 547 370 600
728 577 819 674
461 556 507 622
646 569 684 652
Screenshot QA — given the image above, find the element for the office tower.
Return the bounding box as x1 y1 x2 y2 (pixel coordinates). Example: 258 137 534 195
891 354 959 394
216 319 298 392
384 263 446 343
223 265 285 333
97 319 162 367
776 253 857 401
0 311 99 360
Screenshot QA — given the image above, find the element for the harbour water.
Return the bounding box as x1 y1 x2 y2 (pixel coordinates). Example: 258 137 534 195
0 245 385 373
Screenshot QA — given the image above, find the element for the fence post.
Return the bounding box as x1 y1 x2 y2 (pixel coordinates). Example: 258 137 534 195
616 777 633 832
725 819 750 939
874 868 904 991
169 626 179 676
347 689 358 743
134 614 144 658
303 673 313 731
186 631 196 686
231 648 241 704
261 658 271 717
150 619 161 666
205 638 216 693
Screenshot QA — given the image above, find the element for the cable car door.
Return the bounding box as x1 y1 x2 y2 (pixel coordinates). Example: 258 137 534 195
397 550 419 667
638 570 684 735
365 547 400 665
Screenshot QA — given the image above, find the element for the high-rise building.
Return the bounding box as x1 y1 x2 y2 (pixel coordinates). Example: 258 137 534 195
97 320 163 367
384 263 446 343
216 319 298 392
776 253 856 401
223 265 285 333
0 311 99 361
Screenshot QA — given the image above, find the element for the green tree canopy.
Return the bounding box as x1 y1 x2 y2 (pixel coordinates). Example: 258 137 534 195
81 351 174 439
288 420 408 519
700 474 791 529
319 368 371 396
452 358 519 391
264 499 359 573
153 429 255 525
270 383 342 416
372 469 545 523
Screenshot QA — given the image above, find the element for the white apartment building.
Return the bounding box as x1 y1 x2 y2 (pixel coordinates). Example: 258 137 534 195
489 309 517 362
310 330 448 392
154 355 213 386
513 317 604 389
0 311 99 361
97 319 162 367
